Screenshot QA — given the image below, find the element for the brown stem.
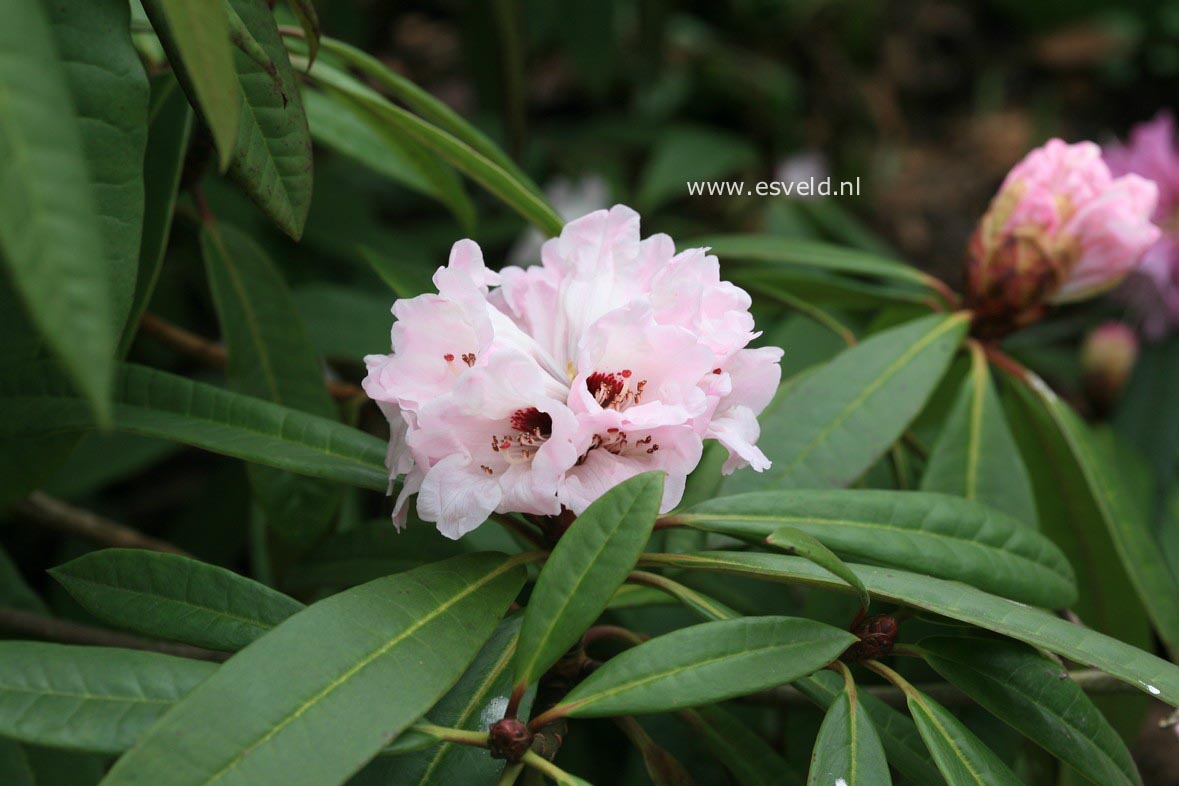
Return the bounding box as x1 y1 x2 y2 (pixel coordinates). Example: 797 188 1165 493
16 492 192 557
490 513 544 549
138 312 365 402
0 607 227 662
582 625 647 649
981 342 1032 385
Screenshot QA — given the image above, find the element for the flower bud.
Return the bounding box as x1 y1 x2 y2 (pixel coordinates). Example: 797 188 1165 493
488 717 534 762
966 139 1159 338
1081 321 1139 414
841 614 899 663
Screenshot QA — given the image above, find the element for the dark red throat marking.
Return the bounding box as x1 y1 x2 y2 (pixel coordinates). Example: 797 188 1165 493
510 407 552 437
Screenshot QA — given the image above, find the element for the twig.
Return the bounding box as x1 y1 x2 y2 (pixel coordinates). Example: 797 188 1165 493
15 492 192 557
0 607 227 662
583 625 647 648
743 668 1139 709
138 312 366 402
981 342 1032 385
490 512 545 549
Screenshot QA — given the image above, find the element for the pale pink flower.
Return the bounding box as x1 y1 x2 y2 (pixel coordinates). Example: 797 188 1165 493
1104 113 1179 339
966 139 1159 336
363 206 782 539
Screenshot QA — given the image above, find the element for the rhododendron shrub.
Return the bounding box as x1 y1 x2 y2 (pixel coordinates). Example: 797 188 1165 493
4 7 1179 786
363 206 782 537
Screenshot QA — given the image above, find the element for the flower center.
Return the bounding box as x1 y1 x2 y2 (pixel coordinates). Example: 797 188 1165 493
586 369 645 410
491 407 553 467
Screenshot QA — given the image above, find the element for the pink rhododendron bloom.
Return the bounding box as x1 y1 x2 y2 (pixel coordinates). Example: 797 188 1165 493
363 206 783 539
966 139 1160 336
1105 113 1179 339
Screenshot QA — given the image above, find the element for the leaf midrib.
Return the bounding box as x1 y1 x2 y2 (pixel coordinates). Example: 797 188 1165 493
196 558 519 786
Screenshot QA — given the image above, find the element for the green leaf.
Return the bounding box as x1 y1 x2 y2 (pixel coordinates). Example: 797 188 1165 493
688 236 944 296
302 88 474 226
795 671 945 786
1004 375 1161 659
201 221 340 545
905 686 1024 786
50 549 304 652
766 526 869 611
375 616 532 786
47 0 149 339
292 284 392 360
683 705 805 786
313 35 546 203
0 642 216 753
0 0 115 423
807 670 891 786
0 361 388 490
722 313 969 494
921 344 1036 525
642 551 1179 706
0 739 34 786
637 126 757 212
120 74 194 356
515 472 664 686
102 553 526 786
224 0 313 240
140 0 240 168
1018 376 1179 660
673 489 1075 608
920 636 1141 786
302 57 563 236
547 617 856 718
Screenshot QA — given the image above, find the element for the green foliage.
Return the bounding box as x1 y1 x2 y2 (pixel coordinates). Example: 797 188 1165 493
0 4 1176 784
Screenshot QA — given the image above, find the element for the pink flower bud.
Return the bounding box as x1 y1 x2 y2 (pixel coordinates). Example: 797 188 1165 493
966 139 1159 337
362 206 783 538
1081 321 1139 414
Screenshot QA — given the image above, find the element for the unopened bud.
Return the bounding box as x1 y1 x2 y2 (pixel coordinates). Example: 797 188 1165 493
841 614 899 663
1082 321 1139 414
488 717 533 762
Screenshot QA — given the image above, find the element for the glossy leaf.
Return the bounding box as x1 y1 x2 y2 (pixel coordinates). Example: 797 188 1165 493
683 705 805 786
120 75 193 356
673 489 1076 608
47 0 149 339
364 617 533 786
807 670 891 786
0 361 388 490
516 472 664 686
641 575 942 786
641 551 1179 706
688 235 944 295
225 0 313 240
921 344 1036 526
286 0 320 65
303 88 474 226
906 687 1024 786
0 0 114 422
201 221 341 545
314 35 546 203
795 671 945 786
920 636 1140 786
140 0 240 167
1005 375 1163 659
1024 376 1179 660
766 525 869 610
102 553 526 786
50 549 304 652
547 617 856 718
722 313 968 494
0 642 216 753
303 57 563 236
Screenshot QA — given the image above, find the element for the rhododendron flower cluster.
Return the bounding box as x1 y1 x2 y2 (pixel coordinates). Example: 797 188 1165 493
363 206 783 538
1105 113 1179 339
966 139 1160 336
